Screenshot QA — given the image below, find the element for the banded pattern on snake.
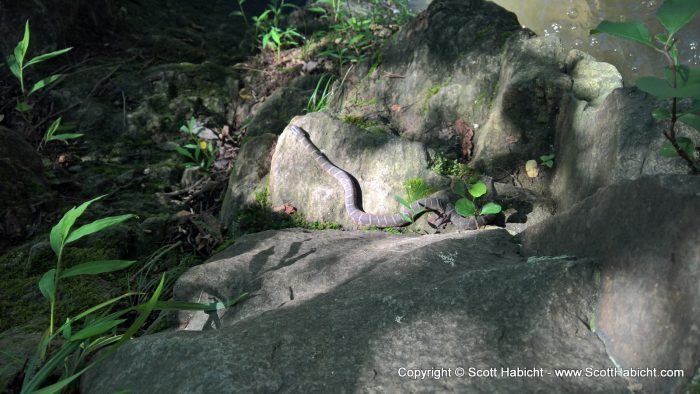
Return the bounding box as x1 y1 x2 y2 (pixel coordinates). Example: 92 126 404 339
290 125 490 229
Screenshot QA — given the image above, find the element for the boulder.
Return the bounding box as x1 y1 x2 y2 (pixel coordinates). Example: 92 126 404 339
269 112 449 229
521 175 700 393
245 86 314 138
220 133 278 230
83 229 628 393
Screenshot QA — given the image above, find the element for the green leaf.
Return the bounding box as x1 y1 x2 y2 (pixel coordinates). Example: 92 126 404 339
14 21 30 66
270 28 281 46
468 182 487 198
452 180 466 198
39 269 56 302
540 154 555 162
112 274 165 349
660 142 679 157
677 137 695 156
60 260 137 279
480 202 502 215
69 319 126 341
28 74 62 96
652 108 672 120
308 7 327 14
61 318 72 339
32 369 87 394
6 55 21 79
65 214 136 245
175 146 195 160
46 133 83 142
49 195 106 255
455 198 476 217
25 47 72 68
679 113 700 131
590 21 654 49
262 33 271 50
399 212 413 223
15 101 32 112
656 0 700 35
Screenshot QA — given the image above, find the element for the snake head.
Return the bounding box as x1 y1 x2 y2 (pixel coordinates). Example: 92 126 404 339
290 125 305 139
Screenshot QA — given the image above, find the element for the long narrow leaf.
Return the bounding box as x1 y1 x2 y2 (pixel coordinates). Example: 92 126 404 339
60 260 137 279
49 196 106 254
28 74 62 96
14 21 30 66
69 319 126 342
46 133 83 142
32 368 86 394
7 55 21 79
65 214 135 245
69 293 139 322
111 274 165 350
151 293 249 311
25 47 73 68
22 341 81 393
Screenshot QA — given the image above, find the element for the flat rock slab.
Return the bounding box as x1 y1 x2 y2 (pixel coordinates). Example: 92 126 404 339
84 229 628 393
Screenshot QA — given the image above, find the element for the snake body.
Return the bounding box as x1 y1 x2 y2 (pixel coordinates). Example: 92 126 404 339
290 125 490 229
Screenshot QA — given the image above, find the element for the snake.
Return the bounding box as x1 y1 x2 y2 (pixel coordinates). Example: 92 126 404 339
290 125 493 229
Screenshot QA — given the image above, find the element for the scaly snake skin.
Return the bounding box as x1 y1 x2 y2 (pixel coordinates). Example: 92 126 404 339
290 125 490 229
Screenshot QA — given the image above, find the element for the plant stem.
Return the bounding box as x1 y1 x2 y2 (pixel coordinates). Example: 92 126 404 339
661 40 699 174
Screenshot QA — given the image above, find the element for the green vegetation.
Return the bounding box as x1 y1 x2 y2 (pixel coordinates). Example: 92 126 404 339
394 177 434 223
431 153 480 183
591 0 700 173
5 20 80 147
307 74 336 112
175 117 218 172
421 78 452 113
17 196 246 392
539 153 555 168
452 180 502 227
342 114 386 133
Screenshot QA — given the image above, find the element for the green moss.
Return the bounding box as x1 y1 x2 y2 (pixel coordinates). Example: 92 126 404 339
421 77 452 113
431 153 480 182
342 115 387 134
474 91 487 108
349 97 379 108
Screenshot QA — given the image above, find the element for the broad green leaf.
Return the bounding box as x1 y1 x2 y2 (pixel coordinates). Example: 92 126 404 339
60 260 137 278
262 33 270 50
49 195 106 254
480 202 502 215
656 0 700 35
677 137 695 156
25 47 72 68
399 212 413 223
28 74 62 96
69 319 126 341
688 99 700 114
652 108 672 120
65 213 135 245
270 29 281 46
660 141 679 157
15 101 32 112
455 198 476 217
452 180 466 198
308 7 327 14
39 269 56 302
6 55 21 79
46 133 83 142
660 138 694 157
468 182 487 198
540 154 555 162
590 21 654 49
679 113 700 131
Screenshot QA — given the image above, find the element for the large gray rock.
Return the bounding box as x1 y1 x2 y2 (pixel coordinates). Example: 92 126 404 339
220 133 278 229
552 53 689 209
522 175 700 393
269 112 449 229
84 229 628 393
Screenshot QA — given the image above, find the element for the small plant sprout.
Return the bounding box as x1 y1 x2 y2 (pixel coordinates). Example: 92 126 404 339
6 20 72 112
539 154 555 168
230 0 250 28
394 177 434 223
39 117 83 150
452 180 501 227
175 117 219 172
591 0 700 173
